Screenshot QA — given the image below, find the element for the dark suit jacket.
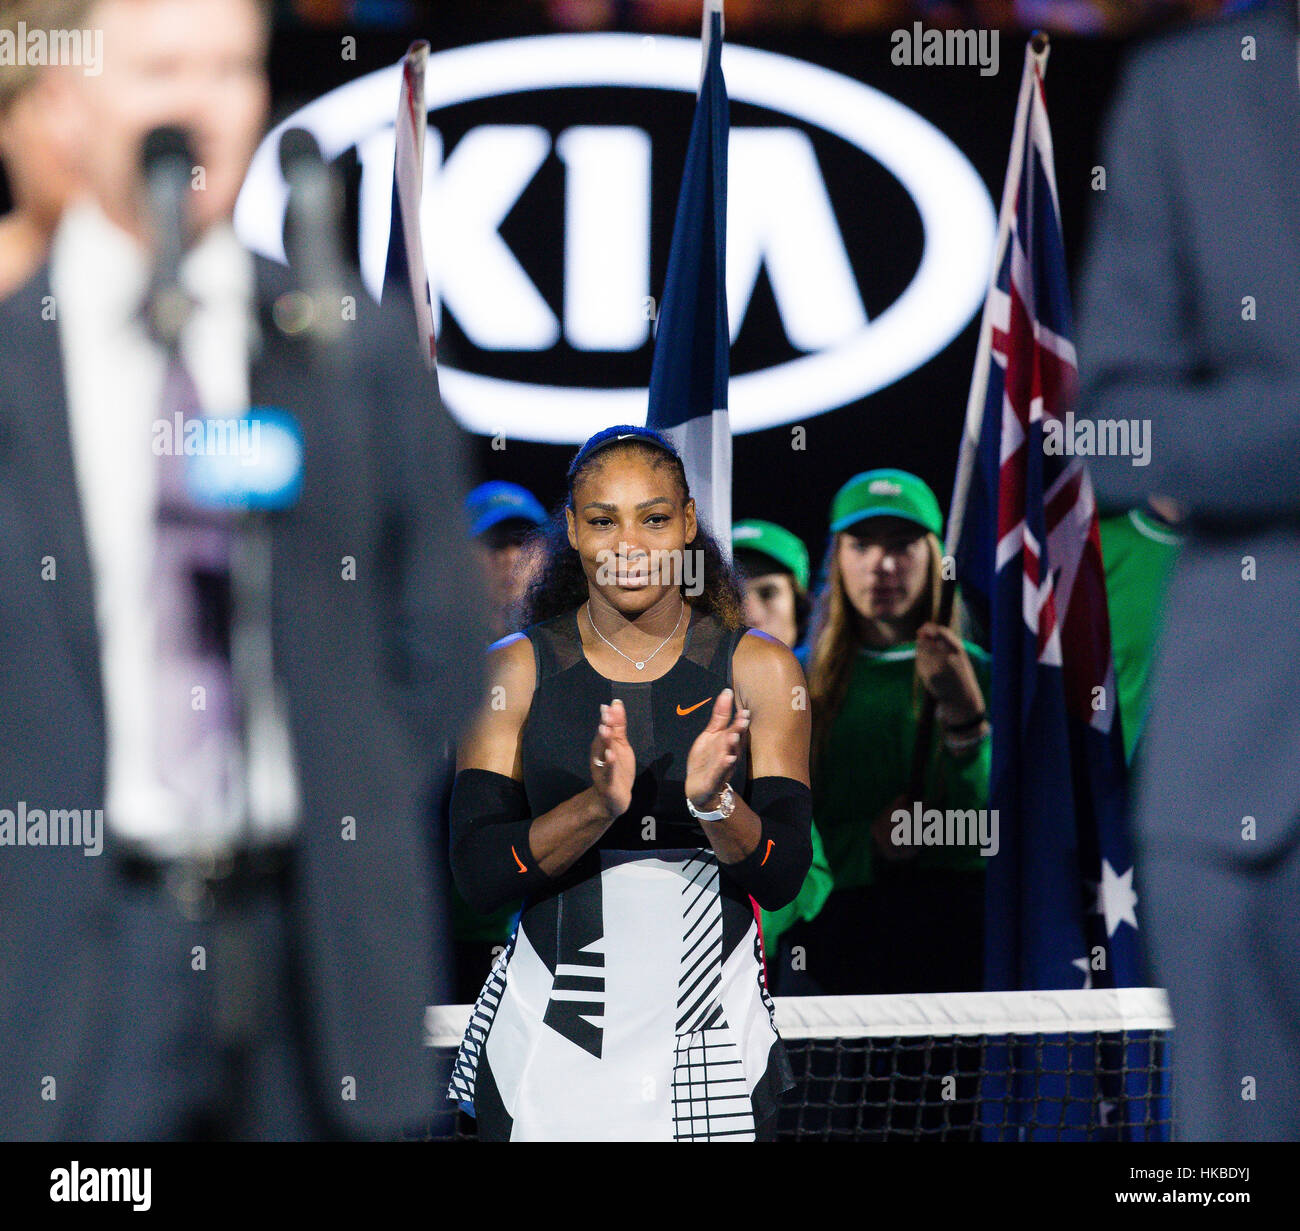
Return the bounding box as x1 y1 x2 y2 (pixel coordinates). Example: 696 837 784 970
0 256 485 1140
1076 0 1300 860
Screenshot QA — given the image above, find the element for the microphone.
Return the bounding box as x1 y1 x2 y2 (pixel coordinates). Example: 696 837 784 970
277 126 346 346
140 125 197 348
139 139 305 859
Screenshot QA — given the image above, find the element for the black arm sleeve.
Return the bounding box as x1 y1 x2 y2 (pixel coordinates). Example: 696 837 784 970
449 768 553 915
719 776 813 912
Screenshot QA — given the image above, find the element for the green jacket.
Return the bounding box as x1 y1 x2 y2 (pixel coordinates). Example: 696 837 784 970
761 640 991 951
1098 509 1182 764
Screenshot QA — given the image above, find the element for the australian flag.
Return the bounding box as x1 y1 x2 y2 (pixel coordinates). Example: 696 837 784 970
953 45 1166 1140
646 0 731 553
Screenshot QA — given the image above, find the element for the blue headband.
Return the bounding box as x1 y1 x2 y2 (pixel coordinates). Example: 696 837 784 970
565 424 680 484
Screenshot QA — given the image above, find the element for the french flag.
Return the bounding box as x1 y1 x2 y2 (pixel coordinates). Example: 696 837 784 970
646 0 732 556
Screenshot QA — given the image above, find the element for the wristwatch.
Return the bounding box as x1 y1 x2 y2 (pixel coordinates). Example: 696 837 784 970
686 784 736 822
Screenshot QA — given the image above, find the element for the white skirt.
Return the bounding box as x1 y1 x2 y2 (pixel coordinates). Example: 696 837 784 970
448 847 792 1141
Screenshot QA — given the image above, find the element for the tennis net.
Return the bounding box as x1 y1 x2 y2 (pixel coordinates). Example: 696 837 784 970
417 987 1174 1141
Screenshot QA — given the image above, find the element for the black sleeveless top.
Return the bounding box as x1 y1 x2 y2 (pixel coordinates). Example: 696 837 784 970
449 604 796 1139
519 604 750 892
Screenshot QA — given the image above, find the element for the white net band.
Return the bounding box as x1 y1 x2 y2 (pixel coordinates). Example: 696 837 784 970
424 987 1172 1049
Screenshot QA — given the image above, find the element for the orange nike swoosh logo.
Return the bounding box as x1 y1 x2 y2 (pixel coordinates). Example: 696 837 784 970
760 840 774 867
676 697 713 716
511 845 527 874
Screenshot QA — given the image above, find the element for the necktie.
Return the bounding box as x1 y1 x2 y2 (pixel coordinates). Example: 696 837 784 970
151 343 244 856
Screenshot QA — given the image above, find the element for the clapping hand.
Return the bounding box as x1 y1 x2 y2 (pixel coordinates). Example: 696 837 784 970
684 688 750 810
590 699 636 819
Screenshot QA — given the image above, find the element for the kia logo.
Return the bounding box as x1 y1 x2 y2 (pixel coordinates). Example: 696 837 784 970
235 33 996 441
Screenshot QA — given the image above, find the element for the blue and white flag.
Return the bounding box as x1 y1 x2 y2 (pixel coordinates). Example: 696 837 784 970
646 0 731 555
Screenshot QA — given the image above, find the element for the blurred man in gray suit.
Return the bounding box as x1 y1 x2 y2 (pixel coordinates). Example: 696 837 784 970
0 0 483 1139
1076 0 1300 1140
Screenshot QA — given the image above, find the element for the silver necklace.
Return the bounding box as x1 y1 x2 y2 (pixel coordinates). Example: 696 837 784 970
586 600 686 671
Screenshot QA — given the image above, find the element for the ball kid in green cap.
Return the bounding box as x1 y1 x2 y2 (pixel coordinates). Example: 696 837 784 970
732 519 812 649
777 467 992 998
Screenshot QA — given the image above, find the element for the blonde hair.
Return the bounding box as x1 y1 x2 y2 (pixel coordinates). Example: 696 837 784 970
0 0 273 116
805 528 951 768
0 1 95 115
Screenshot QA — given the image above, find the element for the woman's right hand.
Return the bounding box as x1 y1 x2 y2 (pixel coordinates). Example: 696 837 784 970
590 699 636 819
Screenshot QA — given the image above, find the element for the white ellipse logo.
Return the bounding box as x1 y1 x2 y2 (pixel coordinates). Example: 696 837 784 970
235 33 996 442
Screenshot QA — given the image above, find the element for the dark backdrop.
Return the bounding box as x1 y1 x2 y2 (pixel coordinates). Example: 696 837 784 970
1 16 1132 561
267 22 1126 558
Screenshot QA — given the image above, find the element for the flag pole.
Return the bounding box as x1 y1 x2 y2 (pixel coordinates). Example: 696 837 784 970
700 0 724 86
907 31 1051 805
394 39 437 368
944 31 1049 559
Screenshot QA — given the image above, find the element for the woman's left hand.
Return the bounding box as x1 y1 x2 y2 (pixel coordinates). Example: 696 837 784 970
915 623 984 723
684 688 750 810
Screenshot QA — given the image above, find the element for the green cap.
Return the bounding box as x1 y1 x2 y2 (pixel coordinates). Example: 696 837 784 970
731 519 810 591
829 469 942 537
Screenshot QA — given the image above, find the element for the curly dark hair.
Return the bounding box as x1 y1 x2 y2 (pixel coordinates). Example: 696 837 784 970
519 437 746 631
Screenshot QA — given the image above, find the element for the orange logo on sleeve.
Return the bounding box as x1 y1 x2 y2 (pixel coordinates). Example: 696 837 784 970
760 840 775 866
511 845 528 873
676 696 713 716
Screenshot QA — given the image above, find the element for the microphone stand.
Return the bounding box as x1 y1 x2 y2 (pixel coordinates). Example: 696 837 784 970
141 124 332 1139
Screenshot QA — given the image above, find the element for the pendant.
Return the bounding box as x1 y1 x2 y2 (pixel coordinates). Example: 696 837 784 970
635 662 645 670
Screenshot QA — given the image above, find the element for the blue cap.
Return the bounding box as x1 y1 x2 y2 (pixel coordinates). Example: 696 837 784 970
465 481 548 538
566 424 680 486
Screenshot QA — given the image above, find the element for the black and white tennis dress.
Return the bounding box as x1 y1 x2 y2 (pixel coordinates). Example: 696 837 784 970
448 606 795 1141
